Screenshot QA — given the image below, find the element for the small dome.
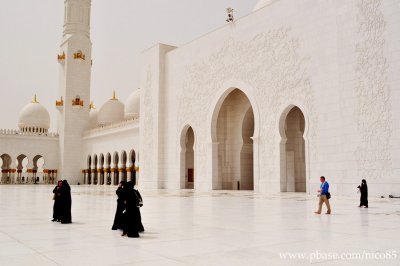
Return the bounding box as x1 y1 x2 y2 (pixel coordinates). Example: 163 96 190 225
18 95 50 132
253 0 276 11
125 89 140 119
98 92 124 126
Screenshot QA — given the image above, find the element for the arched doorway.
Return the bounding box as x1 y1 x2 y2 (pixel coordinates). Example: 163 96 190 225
93 154 98 185
121 151 127 182
15 154 28 183
180 126 195 189
33 155 45 184
99 153 104 185
280 106 306 192
87 155 92 184
1 154 12 184
113 152 119 185
211 89 255 190
106 153 111 185
129 149 136 184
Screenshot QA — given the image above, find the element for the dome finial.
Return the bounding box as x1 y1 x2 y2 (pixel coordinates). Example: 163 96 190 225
89 101 96 109
112 90 117 100
33 94 38 103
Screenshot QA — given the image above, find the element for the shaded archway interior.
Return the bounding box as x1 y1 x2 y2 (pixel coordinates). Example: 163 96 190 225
213 89 254 190
281 106 306 192
184 126 194 189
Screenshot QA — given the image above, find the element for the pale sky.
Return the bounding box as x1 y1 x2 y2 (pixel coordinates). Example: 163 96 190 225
0 0 258 131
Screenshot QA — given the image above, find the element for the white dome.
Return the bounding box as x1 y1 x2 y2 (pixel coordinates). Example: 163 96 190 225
89 109 98 129
253 0 276 11
124 89 140 119
18 98 50 131
98 96 124 126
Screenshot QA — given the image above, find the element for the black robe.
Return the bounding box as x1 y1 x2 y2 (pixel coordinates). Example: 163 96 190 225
52 185 62 220
112 187 125 230
133 189 144 232
359 183 368 207
122 182 140 238
60 180 72 224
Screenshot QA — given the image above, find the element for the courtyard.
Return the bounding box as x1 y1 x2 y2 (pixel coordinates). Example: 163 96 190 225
0 185 399 265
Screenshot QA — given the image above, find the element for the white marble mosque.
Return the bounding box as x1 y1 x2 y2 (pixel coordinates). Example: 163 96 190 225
0 0 399 198
1 1 400 265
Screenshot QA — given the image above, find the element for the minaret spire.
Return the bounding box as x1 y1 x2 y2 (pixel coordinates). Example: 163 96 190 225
57 0 92 184
63 0 91 38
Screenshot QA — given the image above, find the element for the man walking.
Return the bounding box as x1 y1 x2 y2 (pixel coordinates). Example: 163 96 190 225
314 176 331 215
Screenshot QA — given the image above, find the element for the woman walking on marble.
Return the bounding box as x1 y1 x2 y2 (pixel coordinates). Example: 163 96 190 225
60 180 72 224
133 177 144 232
112 181 126 230
357 179 368 208
52 180 63 222
121 181 140 238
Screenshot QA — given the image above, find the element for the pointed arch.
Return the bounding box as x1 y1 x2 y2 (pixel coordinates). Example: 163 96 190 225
279 104 308 193
210 86 257 191
179 124 196 189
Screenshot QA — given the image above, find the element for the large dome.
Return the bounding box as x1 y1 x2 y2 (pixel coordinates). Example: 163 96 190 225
98 92 124 126
253 0 276 11
18 96 50 132
124 89 140 119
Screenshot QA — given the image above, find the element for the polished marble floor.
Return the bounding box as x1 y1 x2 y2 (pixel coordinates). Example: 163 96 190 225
0 185 399 266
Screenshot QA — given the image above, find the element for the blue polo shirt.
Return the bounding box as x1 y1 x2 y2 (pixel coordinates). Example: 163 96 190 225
320 181 329 196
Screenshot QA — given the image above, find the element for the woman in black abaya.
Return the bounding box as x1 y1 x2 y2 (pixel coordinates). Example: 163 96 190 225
60 180 72 223
122 181 139 238
132 176 144 232
357 179 368 208
52 180 63 222
112 181 126 230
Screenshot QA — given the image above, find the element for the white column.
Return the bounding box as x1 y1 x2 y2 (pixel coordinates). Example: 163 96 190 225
91 163 97 185
103 168 108 186
118 167 123 184
135 164 139 187
97 170 101 186
111 167 116 186
127 167 132 182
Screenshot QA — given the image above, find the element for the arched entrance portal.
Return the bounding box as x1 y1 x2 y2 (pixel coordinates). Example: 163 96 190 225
180 126 195 189
212 89 254 190
33 155 45 184
280 106 306 192
16 154 28 183
1 154 12 184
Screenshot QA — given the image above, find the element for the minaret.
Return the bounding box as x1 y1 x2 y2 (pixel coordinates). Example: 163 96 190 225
57 0 92 184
